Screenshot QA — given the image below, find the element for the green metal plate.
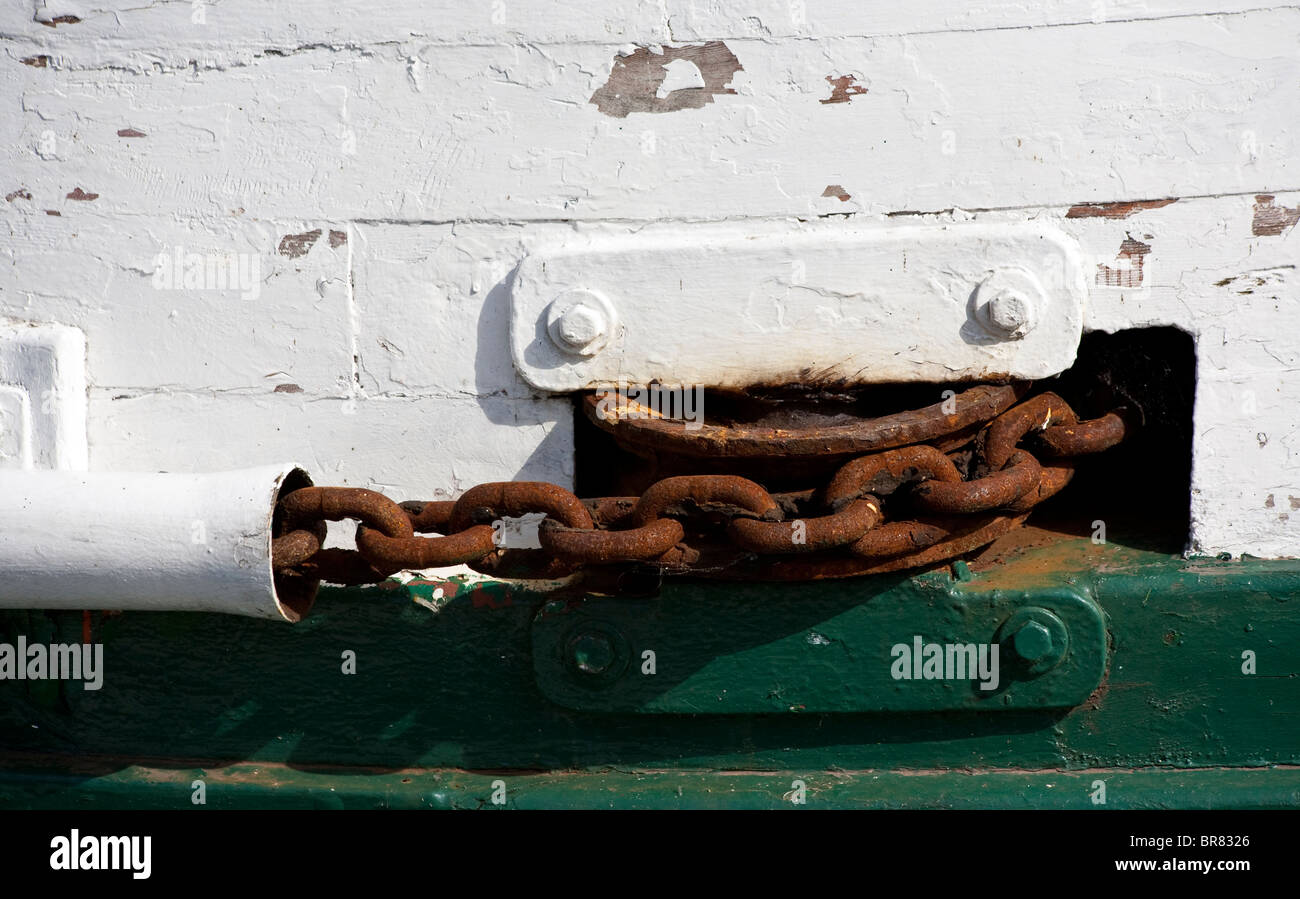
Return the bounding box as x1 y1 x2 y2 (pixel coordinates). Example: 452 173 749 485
531 585 1107 713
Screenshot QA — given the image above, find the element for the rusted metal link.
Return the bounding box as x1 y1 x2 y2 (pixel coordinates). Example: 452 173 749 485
278 486 415 539
853 513 1030 575
583 382 1029 458
849 519 951 558
1005 463 1076 513
539 518 685 564
723 514 1029 580
631 475 781 526
729 497 883 554
295 547 401 586
400 500 457 533
823 445 962 509
982 392 1079 469
448 482 594 532
1039 408 1133 457
271 519 328 569
355 524 498 570
912 449 1042 514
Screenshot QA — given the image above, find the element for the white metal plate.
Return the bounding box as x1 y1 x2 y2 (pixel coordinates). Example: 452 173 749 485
0 320 88 470
509 224 1088 391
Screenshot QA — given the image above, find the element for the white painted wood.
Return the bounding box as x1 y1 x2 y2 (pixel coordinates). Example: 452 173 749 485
3 1 1281 56
5 11 1296 222
0 465 315 620
0 319 86 470
2 5 1298 564
510 223 1088 389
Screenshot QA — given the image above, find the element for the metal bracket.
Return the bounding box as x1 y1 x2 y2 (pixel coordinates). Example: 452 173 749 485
509 223 1088 391
532 582 1107 714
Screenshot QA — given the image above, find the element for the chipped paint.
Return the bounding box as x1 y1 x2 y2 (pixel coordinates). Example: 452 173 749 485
821 75 867 104
1252 195 1300 236
1096 237 1151 287
116 128 146 138
65 187 97 201
589 42 742 117
821 185 851 202
1066 198 1176 218
278 229 321 258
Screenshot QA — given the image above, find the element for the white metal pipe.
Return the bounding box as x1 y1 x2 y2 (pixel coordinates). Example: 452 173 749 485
0 464 317 621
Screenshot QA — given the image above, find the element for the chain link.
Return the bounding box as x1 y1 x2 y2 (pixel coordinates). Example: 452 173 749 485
272 388 1132 586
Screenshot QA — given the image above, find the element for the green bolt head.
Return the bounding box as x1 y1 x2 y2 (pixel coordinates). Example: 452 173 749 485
1013 620 1055 662
569 632 616 675
997 606 1069 675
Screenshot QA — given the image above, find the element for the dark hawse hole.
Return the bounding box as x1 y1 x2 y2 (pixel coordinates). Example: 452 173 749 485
573 326 1194 554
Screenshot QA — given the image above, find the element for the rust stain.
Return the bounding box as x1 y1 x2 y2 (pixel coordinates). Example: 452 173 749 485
328 229 347 248
44 209 61 216
1265 494 1275 508
589 42 743 118
1290 496 1300 511
1252 195 1300 237
1095 236 1151 287
66 187 98 201
21 55 50 67
1066 198 1176 219
5 189 31 202
117 127 147 138
274 384 303 394
278 229 321 258
38 15 81 27
821 75 867 105
821 185 851 202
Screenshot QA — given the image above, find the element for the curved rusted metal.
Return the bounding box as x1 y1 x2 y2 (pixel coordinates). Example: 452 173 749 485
448 482 594 532
912 450 1042 514
631 475 781 526
583 382 1029 458
728 497 882 554
823 445 963 508
1039 408 1133 457
982 392 1079 468
539 518 685 563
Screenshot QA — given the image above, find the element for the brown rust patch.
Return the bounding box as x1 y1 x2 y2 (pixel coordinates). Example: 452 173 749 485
278 229 321 258
821 185 851 202
5 189 31 202
821 75 867 105
328 229 347 248
1095 236 1151 287
44 209 60 216
589 42 742 118
21 55 50 67
66 187 98 201
274 383 303 394
1066 198 1176 219
1252 195 1300 237
117 127 147 138
38 14 81 27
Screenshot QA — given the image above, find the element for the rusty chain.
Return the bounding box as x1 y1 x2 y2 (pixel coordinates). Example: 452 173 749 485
271 387 1134 587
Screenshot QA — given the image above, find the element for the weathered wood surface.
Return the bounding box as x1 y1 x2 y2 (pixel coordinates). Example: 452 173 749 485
2 2 1298 556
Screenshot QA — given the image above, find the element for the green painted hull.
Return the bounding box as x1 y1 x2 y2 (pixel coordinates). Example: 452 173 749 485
2 525 1297 808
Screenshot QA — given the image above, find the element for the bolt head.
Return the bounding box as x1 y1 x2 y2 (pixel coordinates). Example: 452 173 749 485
545 288 618 357
1012 620 1055 662
974 269 1044 340
556 304 606 350
987 290 1034 335
569 632 615 675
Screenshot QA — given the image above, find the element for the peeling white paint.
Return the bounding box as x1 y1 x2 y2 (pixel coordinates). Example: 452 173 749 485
1 3 1297 561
